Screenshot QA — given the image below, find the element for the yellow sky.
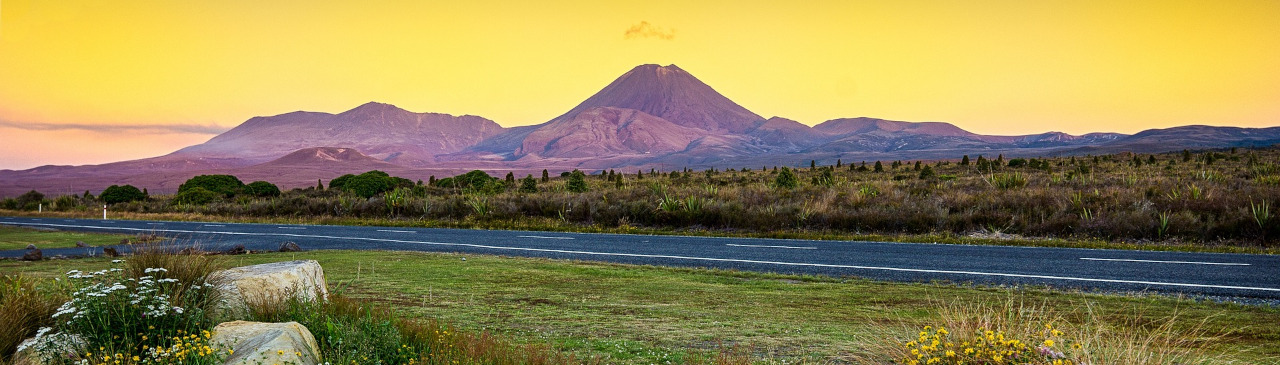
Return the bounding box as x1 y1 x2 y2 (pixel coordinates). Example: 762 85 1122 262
2 0 1279 169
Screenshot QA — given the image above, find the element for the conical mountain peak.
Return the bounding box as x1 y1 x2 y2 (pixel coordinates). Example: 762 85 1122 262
554 64 763 133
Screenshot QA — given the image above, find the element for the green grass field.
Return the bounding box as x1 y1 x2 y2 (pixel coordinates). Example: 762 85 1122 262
2 227 1278 363
0 225 127 251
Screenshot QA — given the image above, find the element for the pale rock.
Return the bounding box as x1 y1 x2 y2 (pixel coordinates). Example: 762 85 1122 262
210 321 321 365
210 260 328 316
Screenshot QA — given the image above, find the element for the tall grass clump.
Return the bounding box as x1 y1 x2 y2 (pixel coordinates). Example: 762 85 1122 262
0 274 61 363
855 297 1255 365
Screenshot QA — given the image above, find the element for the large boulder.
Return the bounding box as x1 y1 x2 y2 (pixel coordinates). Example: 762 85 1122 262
210 260 328 315
210 321 321 365
11 332 85 365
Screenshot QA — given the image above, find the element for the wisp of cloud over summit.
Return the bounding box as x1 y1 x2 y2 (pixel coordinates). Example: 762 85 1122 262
625 21 675 40
0 120 230 135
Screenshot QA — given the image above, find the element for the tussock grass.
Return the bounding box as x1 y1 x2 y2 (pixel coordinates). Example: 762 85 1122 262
0 274 60 363
851 297 1270 364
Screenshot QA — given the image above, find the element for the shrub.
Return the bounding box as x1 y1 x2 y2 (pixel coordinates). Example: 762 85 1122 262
519 174 538 193
16 190 45 209
775 167 798 189
100 185 147 204
172 187 219 205
438 170 506 194
178 175 245 197
48 259 221 361
566 170 589 193
243 181 281 197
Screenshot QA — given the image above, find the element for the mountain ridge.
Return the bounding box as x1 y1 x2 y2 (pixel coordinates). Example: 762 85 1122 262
2 64 1277 195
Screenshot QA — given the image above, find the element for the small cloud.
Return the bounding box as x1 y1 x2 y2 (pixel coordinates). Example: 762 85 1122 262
0 120 230 135
625 21 675 40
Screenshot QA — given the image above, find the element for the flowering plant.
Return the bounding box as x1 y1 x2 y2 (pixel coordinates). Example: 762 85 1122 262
38 260 220 363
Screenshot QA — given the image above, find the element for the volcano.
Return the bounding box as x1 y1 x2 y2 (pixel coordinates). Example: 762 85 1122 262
3 63 1278 196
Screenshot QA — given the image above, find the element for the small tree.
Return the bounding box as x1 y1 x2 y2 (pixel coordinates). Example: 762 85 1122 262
100 185 146 204
541 169 550 183
775 167 798 189
244 181 281 197
178 174 245 197
960 155 970 166
16 190 45 208
919 165 936 179
519 175 538 193
874 161 884 172
566 170 589 193
172 187 218 205
505 172 515 184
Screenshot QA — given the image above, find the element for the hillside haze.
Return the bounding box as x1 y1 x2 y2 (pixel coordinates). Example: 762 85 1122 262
2 64 1279 195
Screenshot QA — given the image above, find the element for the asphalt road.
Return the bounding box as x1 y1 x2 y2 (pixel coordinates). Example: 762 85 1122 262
3 216 1278 299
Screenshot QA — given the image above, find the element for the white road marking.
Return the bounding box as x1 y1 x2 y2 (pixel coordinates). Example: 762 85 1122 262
1081 257 1250 266
147 223 164 225
727 243 816 250
64 220 76 222
277 227 306 230
377 229 415 233
3 221 1278 294
203 224 226 227
518 235 574 240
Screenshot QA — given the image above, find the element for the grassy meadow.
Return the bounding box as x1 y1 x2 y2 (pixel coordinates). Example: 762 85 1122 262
2 227 1278 364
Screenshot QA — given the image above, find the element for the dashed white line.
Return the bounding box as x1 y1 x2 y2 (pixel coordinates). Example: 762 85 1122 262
1081 257 1250 266
3 221 1278 294
727 243 817 250
203 224 226 227
517 235 574 240
277 227 306 230
377 229 415 233
147 223 164 225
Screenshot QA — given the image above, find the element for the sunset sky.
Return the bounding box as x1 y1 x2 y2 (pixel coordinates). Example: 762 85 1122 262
2 0 1278 169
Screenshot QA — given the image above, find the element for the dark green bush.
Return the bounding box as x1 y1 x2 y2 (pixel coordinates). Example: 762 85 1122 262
775 167 798 189
101 185 147 204
178 174 244 197
172 187 219 205
244 181 281 197
566 170 588 193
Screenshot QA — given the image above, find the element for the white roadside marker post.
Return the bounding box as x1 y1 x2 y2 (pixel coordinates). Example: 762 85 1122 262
103 205 107 220
38 203 42 213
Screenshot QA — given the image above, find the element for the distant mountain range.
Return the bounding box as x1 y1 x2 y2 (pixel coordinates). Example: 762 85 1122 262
3 64 1278 196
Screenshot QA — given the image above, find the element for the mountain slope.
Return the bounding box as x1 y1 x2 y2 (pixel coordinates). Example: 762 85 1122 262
176 102 506 166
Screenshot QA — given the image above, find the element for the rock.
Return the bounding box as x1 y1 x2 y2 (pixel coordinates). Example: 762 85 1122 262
178 247 203 255
21 249 42 261
102 247 119 257
278 241 302 252
210 260 328 315
25 243 36 250
119 238 131 245
11 333 85 365
75 241 89 248
225 244 247 255
136 233 159 242
210 321 321 365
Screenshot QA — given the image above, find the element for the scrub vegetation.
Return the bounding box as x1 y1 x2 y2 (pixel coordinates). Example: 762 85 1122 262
6 147 1280 252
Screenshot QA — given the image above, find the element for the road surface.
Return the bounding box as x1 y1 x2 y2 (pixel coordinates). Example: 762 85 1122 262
2 216 1278 299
